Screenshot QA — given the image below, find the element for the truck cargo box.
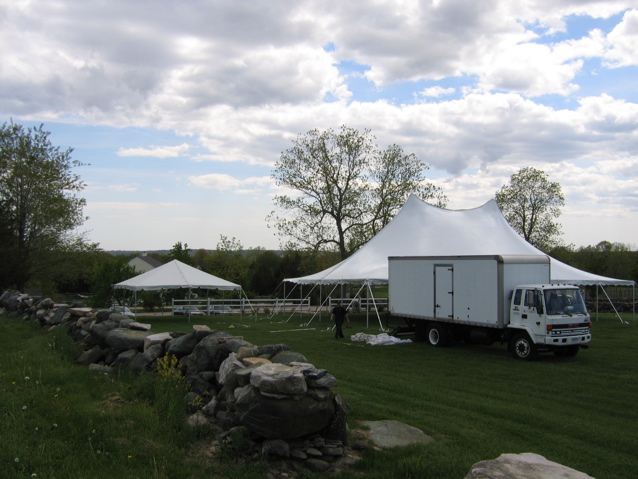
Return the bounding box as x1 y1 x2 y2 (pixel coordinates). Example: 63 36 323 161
388 255 551 328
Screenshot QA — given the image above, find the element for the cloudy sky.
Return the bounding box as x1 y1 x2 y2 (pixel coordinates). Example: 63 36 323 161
2 0 637 252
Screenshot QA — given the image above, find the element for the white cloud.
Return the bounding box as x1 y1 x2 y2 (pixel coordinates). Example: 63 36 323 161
117 143 191 158
604 9 638 67
419 86 456 98
108 184 138 192
3 1 638 250
189 174 273 191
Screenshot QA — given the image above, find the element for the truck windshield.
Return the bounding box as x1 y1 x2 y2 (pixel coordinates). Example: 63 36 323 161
544 289 587 315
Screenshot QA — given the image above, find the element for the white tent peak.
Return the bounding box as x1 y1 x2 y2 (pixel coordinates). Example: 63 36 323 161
114 259 241 291
285 194 634 286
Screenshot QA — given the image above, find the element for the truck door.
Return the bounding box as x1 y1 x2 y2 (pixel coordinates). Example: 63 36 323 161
519 289 546 339
434 265 453 319
510 288 523 325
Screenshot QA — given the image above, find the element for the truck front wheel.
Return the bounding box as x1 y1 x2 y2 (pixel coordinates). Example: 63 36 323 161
427 323 448 347
511 333 538 361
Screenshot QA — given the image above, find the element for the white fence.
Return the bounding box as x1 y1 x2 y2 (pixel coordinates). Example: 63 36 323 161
171 297 312 315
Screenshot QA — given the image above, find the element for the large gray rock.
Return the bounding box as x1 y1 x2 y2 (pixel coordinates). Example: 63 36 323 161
257 344 292 359
50 306 70 325
143 344 164 362
464 453 595 479
218 353 245 385
362 420 434 449
144 332 172 351
236 385 335 439
90 320 118 343
185 332 252 375
5 294 21 311
250 363 307 396
95 309 112 322
112 349 140 369
105 328 153 351
270 350 308 365
166 333 198 357
77 346 104 366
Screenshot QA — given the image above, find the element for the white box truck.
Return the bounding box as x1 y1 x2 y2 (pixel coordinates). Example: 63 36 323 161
388 255 592 360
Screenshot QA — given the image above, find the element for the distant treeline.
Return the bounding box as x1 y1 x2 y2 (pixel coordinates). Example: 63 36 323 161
548 241 637 289
12 241 637 305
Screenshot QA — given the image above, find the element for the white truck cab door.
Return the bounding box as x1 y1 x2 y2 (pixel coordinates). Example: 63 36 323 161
517 289 546 338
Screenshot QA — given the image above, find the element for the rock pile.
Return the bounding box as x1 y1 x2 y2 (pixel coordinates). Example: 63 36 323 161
1 290 354 475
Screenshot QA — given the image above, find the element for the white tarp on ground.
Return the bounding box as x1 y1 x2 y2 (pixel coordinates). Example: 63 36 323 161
114 259 241 291
286 195 634 287
351 332 412 345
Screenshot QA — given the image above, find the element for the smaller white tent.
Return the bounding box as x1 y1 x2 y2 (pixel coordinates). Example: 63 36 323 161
114 259 241 291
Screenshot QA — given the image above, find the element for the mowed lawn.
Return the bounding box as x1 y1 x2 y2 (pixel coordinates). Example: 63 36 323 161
1 308 637 478
151 310 638 479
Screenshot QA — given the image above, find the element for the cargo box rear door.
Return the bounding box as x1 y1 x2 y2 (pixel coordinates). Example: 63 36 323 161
435 264 453 319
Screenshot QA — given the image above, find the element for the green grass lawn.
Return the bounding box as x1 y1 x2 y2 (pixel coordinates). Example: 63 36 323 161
1 310 637 478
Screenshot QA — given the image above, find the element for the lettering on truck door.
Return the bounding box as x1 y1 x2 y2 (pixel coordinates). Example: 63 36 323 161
434 265 453 319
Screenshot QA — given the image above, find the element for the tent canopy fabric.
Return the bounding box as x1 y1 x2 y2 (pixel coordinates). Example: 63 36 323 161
286 195 634 287
114 259 241 291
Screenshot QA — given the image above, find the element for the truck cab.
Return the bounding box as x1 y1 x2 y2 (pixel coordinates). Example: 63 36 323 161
508 284 592 360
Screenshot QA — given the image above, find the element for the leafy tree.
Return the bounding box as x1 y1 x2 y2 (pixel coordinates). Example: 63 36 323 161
0 120 89 290
248 250 282 296
495 166 565 251
193 248 210 269
268 125 447 260
204 235 249 286
88 254 138 308
167 241 193 265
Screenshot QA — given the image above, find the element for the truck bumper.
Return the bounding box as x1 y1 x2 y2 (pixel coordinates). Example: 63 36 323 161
543 333 591 347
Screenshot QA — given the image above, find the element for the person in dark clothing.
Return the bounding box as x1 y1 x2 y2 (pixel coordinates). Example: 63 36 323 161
330 302 350 339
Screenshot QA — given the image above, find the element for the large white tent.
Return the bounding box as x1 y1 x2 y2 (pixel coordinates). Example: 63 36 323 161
114 259 241 291
286 195 634 287
283 195 634 327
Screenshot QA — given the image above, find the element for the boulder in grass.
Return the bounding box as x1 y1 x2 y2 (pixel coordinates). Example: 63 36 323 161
464 453 595 479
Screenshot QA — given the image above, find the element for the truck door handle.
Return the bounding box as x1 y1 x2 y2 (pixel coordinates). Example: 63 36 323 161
435 304 441 308
522 314 527 319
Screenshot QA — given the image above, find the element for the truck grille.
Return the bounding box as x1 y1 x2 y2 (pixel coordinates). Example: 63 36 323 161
550 327 590 336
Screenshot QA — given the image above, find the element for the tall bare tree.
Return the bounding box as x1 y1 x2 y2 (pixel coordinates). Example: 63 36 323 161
268 125 446 260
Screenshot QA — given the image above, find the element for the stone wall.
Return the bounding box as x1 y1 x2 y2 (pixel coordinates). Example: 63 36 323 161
0 290 354 475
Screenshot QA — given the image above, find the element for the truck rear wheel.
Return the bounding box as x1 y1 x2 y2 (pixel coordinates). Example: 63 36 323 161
427 323 448 347
511 333 538 360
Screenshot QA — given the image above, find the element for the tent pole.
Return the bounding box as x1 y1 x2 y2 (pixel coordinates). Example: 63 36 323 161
274 282 298 316
633 283 636 322
299 283 339 327
600 285 626 324
283 283 319 323
366 289 370 328
367 281 385 331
